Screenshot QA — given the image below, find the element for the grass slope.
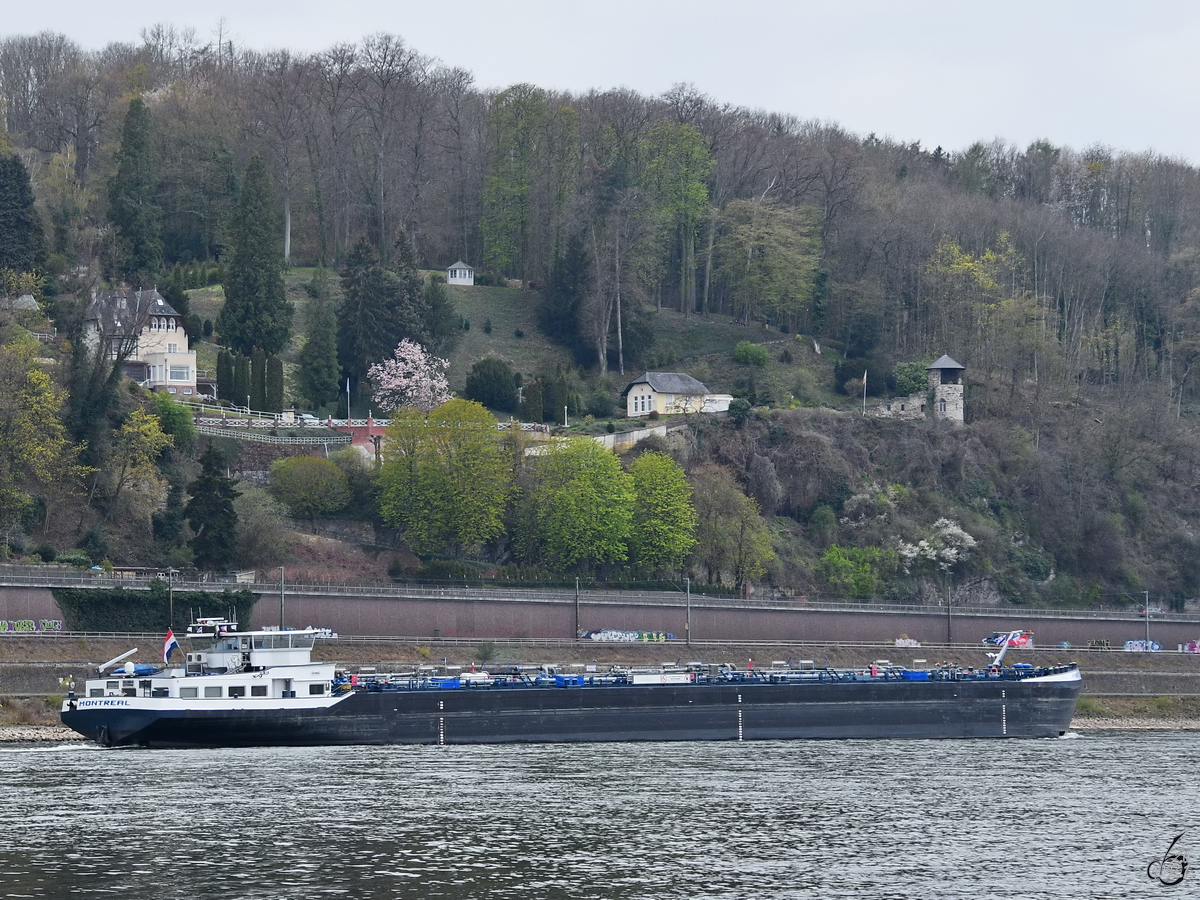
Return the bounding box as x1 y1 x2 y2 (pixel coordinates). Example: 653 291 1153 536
186 270 851 415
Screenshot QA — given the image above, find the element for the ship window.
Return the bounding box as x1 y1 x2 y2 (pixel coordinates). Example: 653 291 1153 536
229 685 246 698
308 683 325 695
152 688 169 698
251 685 267 697
106 681 118 690
180 687 198 698
204 686 223 698
89 688 103 697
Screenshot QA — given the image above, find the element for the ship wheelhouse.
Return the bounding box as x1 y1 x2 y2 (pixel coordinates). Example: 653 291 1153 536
80 617 337 702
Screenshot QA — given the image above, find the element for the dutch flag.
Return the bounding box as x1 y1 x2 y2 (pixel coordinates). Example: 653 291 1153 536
163 628 180 664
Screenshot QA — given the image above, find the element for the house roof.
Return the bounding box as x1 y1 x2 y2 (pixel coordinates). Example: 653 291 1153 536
623 372 710 396
447 260 474 271
927 354 964 371
1 294 39 311
86 289 177 332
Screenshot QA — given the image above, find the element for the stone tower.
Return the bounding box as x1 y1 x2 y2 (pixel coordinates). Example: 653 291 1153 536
927 355 965 422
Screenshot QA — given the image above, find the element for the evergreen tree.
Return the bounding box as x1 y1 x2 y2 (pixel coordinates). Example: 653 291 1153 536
521 378 544 423
185 443 240 571
233 354 250 408
250 346 267 410
216 350 233 402
0 152 47 273
422 276 462 356
216 155 292 355
464 357 518 413
336 233 426 389
106 97 161 287
266 355 284 412
297 290 340 411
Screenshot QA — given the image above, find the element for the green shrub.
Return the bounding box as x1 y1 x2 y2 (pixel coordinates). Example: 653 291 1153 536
588 389 615 418
894 361 928 395
728 398 752 426
464 357 518 412
733 341 769 366
30 544 57 563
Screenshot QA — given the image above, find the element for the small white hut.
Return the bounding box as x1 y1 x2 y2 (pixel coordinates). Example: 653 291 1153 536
446 261 474 286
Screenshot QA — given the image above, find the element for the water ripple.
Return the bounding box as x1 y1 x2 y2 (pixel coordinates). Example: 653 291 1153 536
1 733 1197 898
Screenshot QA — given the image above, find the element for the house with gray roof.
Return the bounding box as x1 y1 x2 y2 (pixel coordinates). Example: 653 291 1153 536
622 372 733 418
84 288 200 397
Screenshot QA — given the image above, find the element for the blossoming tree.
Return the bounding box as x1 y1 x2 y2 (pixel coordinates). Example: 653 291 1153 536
368 339 451 413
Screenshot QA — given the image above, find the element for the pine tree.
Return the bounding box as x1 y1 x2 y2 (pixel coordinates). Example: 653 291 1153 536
336 235 426 389
216 350 233 401
297 289 340 411
233 354 250 408
106 98 161 287
0 152 47 273
250 346 267 410
185 444 240 571
216 155 292 355
266 355 284 412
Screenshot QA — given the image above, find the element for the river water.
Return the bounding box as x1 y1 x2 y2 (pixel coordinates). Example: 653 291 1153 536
1 731 1197 899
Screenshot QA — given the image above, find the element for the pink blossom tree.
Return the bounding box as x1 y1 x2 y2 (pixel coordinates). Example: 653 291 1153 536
368 339 451 413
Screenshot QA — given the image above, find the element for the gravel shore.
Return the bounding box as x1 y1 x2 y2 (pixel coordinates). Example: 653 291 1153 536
0 725 80 743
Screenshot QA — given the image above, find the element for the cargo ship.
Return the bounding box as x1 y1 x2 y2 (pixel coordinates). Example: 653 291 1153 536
60 618 1082 747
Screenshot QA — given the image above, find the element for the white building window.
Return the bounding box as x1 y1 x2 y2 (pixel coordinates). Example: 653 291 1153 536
167 343 178 353
169 365 190 381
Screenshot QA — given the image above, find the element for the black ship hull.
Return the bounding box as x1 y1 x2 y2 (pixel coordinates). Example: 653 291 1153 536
61 677 1082 748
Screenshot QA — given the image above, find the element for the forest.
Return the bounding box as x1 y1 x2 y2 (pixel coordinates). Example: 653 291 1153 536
2 24 1200 610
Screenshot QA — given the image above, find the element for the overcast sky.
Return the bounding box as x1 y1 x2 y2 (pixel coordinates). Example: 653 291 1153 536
7 0 1199 164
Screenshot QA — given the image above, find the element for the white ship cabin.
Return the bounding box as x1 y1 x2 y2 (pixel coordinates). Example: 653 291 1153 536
84 618 336 701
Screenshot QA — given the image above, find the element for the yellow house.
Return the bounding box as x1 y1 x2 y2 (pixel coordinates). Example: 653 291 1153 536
85 289 198 397
622 372 733 418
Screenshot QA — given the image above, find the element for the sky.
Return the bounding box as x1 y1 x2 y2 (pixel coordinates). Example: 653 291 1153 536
7 0 1200 164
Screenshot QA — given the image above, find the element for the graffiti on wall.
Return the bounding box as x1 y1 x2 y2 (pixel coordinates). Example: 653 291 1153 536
0 619 64 633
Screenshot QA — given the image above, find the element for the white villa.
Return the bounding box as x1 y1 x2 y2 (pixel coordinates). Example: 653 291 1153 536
622 372 733 418
446 261 475 286
84 289 198 397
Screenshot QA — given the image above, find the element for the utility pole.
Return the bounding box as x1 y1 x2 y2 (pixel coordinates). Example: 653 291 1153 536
279 566 286 629
574 577 580 639
167 567 175 630
685 577 691 645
